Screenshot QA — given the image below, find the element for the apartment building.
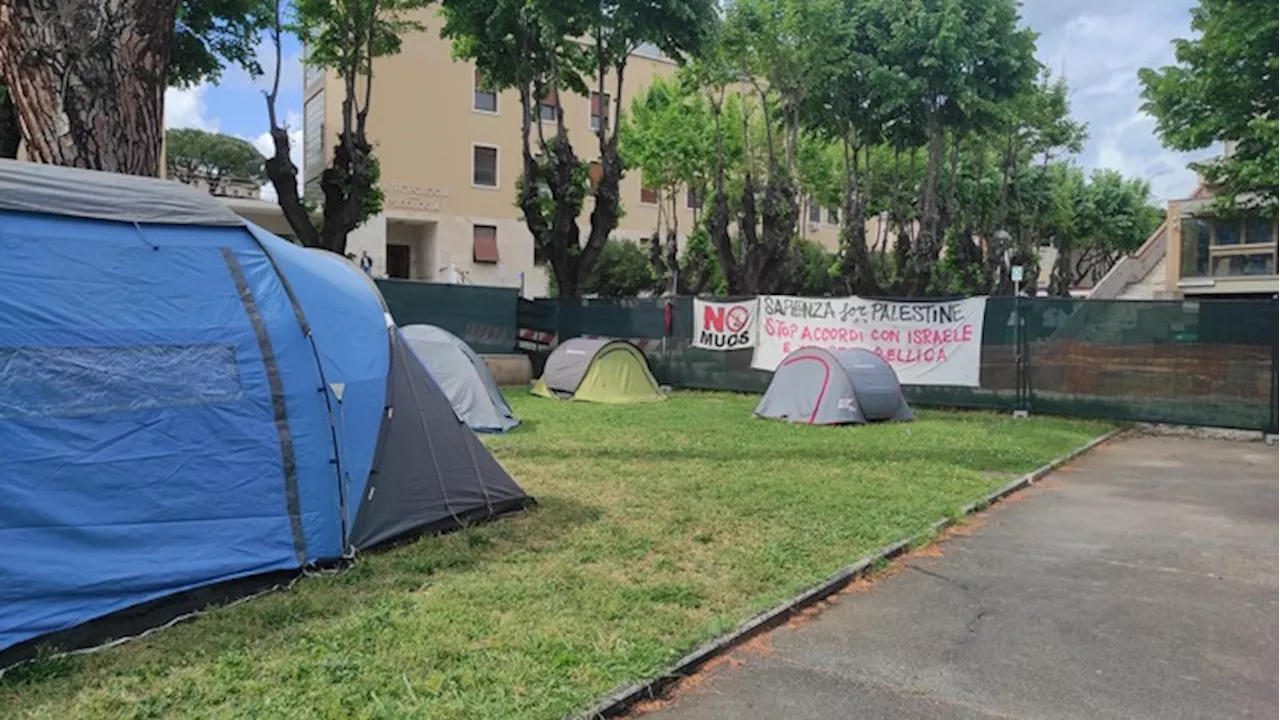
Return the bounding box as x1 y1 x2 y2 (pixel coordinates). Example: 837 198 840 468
302 13 842 297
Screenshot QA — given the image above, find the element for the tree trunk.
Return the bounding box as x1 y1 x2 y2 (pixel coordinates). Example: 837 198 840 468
839 134 876 294
0 85 19 158
706 92 741 294
906 113 945 295
0 0 178 176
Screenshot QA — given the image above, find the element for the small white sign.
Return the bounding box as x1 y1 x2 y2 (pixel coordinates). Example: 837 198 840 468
1010 265 1024 283
693 298 759 351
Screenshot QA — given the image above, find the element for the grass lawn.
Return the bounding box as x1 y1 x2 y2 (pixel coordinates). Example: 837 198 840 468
2 392 1114 719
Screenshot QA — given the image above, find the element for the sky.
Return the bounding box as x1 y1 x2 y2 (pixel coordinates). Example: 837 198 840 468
168 0 1216 203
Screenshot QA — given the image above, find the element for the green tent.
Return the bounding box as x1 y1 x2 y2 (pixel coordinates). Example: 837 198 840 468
531 338 665 403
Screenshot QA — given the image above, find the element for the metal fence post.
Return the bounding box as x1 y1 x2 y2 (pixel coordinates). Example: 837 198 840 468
1268 306 1278 441
1013 294 1030 418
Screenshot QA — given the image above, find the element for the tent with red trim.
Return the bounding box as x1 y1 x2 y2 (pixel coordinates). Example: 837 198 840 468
754 347 915 425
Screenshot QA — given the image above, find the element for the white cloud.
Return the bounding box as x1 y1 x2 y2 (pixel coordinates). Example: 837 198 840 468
222 40 305 95
1021 0 1213 203
164 84 218 131
251 111 304 201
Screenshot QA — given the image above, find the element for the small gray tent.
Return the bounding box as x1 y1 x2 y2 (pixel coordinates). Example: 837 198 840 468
401 324 519 433
755 347 915 425
531 338 665 403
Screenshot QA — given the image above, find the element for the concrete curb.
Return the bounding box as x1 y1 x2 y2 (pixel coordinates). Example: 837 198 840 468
577 427 1126 719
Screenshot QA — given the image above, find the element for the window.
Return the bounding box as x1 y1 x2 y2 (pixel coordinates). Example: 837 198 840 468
472 145 498 188
1212 253 1275 277
807 195 821 224
1181 216 1278 279
590 91 611 131
1246 218 1274 245
538 89 559 122
1180 219 1211 277
303 93 325 181
826 207 840 225
473 225 500 264
0 345 242 419
473 69 497 113
1214 221 1239 245
686 188 702 210
640 184 659 205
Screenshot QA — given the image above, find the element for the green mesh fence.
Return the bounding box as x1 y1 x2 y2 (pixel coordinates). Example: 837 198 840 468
377 283 1277 432
376 280 518 354
533 296 1279 432
1025 297 1277 431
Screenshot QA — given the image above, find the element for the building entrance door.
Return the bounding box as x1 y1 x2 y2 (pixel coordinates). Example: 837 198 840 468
387 244 412 279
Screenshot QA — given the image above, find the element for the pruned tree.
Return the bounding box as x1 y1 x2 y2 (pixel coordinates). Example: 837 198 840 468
0 0 272 172
979 72 1087 294
875 0 1037 295
1139 0 1279 215
261 0 428 254
621 75 714 293
440 0 716 297
711 0 838 295
801 0 901 295
165 127 265 195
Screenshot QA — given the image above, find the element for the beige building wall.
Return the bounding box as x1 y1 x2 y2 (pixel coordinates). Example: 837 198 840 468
303 13 844 296
1115 254 1169 300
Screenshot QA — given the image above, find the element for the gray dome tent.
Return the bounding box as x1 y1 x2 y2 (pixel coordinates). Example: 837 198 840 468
400 324 519 433
531 338 665 403
755 347 915 425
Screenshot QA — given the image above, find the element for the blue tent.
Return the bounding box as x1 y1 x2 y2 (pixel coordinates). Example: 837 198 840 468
0 160 532 663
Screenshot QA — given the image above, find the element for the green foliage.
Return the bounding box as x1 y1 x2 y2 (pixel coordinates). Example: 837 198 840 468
1076 170 1163 256
778 237 840 296
514 133 590 259
293 0 428 73
164 128 266 193
583 239 660 297
1139 0 1279 214
795 133 842 209
679 227 727 295
621 76 715 215
170 0 275 87
1035 163 1164 295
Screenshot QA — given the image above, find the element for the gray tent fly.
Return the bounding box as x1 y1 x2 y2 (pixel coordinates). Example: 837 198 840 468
755 347 915 425
400 324 519 433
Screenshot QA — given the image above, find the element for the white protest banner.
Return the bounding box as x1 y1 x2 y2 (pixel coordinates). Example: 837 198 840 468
693 298 759 351
751 296 988 386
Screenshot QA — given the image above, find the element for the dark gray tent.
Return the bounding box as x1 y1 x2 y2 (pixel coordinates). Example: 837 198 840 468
349 325 532 549
755 347 915 425
400 324 519 433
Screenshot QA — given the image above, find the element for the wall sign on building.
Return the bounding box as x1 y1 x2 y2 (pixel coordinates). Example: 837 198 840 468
751 295 988 386
693 298 759 351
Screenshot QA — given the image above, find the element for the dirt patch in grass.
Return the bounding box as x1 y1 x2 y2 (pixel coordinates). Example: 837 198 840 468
1 393 1113 720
